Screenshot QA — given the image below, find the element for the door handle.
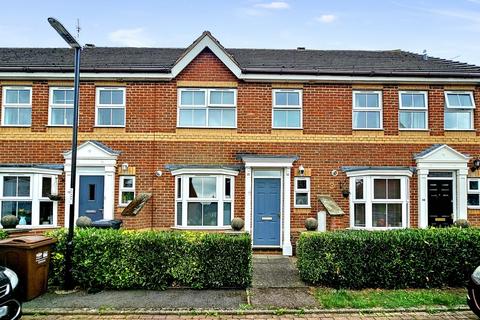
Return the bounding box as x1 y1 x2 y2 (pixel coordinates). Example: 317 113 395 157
261 216 273 221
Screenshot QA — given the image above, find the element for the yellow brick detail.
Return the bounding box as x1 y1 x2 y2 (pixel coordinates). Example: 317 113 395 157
176 81 238 88
398 85 430 90
48 81 74 86
0 81 34 86
352 84 384 90
398 131 430 137
94 81 127 86
444 85 476 90
271 83 304 89
271 129 303 136
444 131 477 138
352 130 384 136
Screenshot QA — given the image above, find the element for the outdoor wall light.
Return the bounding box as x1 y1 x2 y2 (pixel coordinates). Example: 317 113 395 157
121 163 129 171
155 170 163 177
298 165 305 176
472 159 480 172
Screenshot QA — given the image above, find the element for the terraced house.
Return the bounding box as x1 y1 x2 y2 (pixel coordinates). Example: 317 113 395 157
0 31 479 255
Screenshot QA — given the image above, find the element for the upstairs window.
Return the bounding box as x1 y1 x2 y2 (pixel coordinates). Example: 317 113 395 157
444 91 475 130
49 87 74 126
468 178 480 208
119 176 135 206
178 88 236 128
272 89 302 129
353 91 382 129
2 87 32 126
96 88 126 127
399 91 428 130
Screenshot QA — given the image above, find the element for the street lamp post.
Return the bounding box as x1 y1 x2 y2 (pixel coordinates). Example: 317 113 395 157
48 17 82 290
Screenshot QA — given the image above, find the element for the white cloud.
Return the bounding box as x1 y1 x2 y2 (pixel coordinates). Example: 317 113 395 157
254 1 290 9
316 14 337 23
108 28 154 47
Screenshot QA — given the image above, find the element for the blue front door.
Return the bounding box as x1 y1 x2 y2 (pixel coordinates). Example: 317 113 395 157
79 176 105 222
253 178 281 246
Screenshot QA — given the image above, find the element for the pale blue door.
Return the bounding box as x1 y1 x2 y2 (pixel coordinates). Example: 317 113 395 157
253 178 281 246
79 176 104 221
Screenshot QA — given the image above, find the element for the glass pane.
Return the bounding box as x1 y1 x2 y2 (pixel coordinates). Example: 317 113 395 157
1 201 16 217
366 93 379 108
444 112 455 129
296 179 307 190
208 109 222 127
457 112 472 129
355 178 363 200
366 111 380 128
177 178 182 199
447 94 460 107
111 108 125 125
17 201 32 225
181 91 193 105
123 178 134 188
97 108 111 125
53 90 66 104
223 91 234 105
88 184 95 201
387 179 401 199
287 92 300 105
4 108 18 125
99 90 111 104
413 94 425 108
189 178 201 198
203 177 216 198
179 109 193 126
18 90 30 104
295 193 308 205
176 202 182 225
222 109 235 127
42 177 52 197
374 179 387 199
355 93 367 108
387 204 402 227
189 177 216 198
3 177 17 197
66 108 74 125
18 108 31 125
65 90 74 104
187 202 202 226
273 110 287 127
372 203 387 227
275 92 287 105
287 110 301 128
203 202 218 226
223 202 232 226
411 112 426 129
459 94 473 107
210 91 222 104
111 90 124 104
192 109 206 126
354 203 366 227
17 177 30 196
470 180 479 190
51 108 66 125
193 91 205 106
39 202 53 225
225 178 231 198
121 191 134 204
399 111 411 129
5 90 18 104
353 111 366 128
468 194 480 206
401 93 413 108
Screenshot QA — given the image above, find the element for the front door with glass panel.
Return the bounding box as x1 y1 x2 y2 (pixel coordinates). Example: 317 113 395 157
253 178 281 246
428 179 453 227
79 176 104 221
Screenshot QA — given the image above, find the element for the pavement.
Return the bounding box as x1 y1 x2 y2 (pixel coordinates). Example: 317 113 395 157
21 255 477 319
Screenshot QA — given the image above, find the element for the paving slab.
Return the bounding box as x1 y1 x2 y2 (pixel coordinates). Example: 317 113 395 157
23 289 247 310
252 256 305 288
249 287 318 309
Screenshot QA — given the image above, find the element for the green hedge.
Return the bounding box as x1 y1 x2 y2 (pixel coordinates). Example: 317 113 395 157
0 230 7 240
297 228 480 289
47 228 252 290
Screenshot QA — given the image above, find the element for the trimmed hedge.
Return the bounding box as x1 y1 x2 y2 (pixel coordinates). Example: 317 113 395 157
297 228 480 289
0 230 7 240
47 228 252 290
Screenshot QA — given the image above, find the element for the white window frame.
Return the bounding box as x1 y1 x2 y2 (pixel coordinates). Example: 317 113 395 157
174 174 235 229
95 87 126 127
352 90 383 130
398 91 428 130
0 173 58 228
1 86 32 127
177 88 237 128
272 89 303 129
467 178 480 209
294 177 310 208
48 87 74 126
444 91 475 131
349 175 409 229
118 176 135 207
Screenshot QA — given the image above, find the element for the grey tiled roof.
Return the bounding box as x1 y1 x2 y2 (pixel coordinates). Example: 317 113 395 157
413 144 445 159
0 163 63 170
1 46 479 77
89 140 121 155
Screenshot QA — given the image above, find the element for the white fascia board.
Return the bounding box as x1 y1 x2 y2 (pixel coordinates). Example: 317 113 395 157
171 36 242 78
346 169 413 177
170 168 239 176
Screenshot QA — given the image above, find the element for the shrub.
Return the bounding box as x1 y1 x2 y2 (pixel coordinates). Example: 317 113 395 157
297 228 480 289
0 229 7 240
46 228 252 290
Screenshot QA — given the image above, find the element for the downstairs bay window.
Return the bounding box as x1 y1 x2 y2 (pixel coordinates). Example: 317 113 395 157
0 172 59 227
349 173 410 229
174 172 235 228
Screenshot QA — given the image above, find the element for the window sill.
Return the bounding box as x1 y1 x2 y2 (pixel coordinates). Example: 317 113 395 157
294 206 311 209
398 128 429 131
171 226 232 231
468 206 480 210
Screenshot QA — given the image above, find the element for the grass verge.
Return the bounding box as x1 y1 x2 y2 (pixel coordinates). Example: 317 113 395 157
315 288 466 309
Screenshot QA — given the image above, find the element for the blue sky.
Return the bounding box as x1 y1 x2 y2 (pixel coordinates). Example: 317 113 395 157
2 0 480 65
